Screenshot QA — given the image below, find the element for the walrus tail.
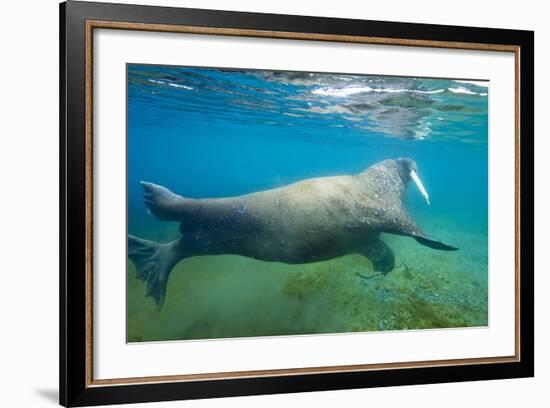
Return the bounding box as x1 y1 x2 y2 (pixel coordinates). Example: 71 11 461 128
128 235 182 310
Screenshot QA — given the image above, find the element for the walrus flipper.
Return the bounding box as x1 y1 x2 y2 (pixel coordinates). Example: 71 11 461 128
359 237 395 274
128 235 182 310
387 211 458 251
413 235 458 251
141 181 185 222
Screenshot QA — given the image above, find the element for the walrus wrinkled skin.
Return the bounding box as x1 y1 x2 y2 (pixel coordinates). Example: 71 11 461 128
128 158 457 309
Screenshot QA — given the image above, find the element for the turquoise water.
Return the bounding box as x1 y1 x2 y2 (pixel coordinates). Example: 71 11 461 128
127 64 488 342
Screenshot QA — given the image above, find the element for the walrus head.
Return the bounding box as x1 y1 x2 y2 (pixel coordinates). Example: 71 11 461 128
394 158 431 205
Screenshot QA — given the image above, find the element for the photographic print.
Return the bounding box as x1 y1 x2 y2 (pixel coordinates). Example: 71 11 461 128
60 4 533 404
126 64 489 343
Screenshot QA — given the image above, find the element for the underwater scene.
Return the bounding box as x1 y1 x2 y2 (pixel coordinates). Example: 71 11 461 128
127 64 488 342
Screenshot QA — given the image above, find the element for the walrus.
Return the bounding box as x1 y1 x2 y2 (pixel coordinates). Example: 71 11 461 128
128 158 457 309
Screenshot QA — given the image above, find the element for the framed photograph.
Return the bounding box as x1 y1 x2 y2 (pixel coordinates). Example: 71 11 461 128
60 1 534 406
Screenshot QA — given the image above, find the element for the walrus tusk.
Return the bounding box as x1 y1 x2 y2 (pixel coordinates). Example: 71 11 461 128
410 169 430 205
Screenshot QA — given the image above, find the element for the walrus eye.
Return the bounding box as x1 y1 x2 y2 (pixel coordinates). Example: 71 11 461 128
410 169 431 205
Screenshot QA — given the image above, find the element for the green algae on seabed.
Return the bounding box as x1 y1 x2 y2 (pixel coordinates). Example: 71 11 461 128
127 217 487 342
127 256 347 342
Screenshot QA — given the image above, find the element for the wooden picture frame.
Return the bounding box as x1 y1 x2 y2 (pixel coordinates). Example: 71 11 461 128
60 1 534 406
